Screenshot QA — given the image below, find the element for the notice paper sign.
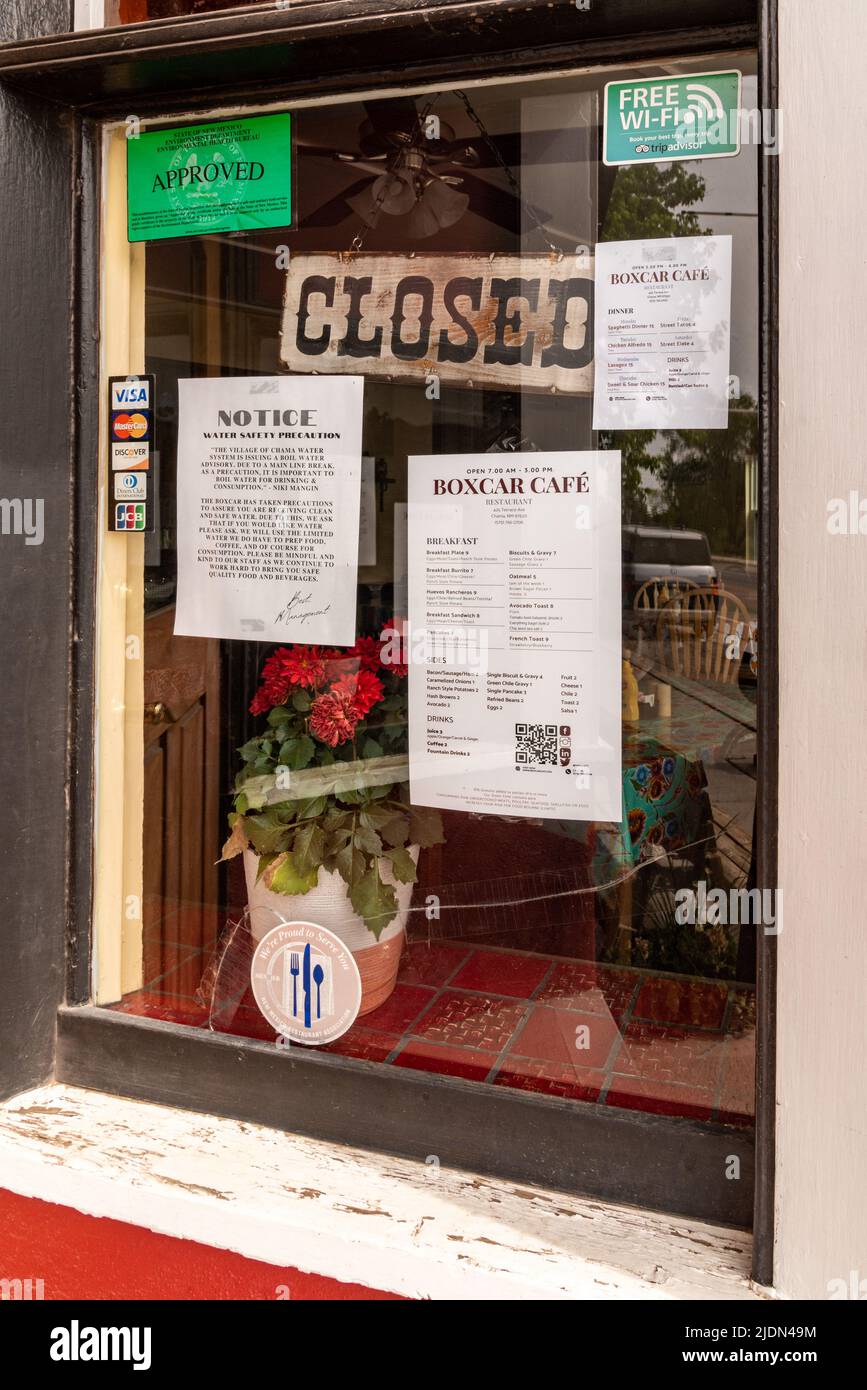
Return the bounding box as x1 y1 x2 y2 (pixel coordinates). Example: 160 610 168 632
127 112 293 243
408 452 621 823
174 375 363 646
593 236 732 431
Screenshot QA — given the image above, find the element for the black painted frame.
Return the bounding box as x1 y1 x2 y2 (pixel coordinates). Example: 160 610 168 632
0 0 776 1249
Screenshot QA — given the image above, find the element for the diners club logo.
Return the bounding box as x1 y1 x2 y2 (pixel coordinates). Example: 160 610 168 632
251 921 362 1046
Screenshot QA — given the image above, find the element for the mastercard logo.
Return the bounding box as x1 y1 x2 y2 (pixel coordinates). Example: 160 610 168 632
113 412 149 440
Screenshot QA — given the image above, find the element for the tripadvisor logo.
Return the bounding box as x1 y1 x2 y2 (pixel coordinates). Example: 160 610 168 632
160 132 257 227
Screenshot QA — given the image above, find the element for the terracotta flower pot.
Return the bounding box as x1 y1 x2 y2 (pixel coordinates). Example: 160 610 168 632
243 846 419 1017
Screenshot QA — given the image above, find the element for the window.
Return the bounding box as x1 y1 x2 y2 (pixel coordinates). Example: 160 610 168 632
92 54 760 1212
110 1 264 22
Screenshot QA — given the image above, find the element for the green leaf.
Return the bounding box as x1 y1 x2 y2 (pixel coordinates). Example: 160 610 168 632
293 821 327 876
279 735 315 771
354 824 383 856
380 814 410 847
292 690 312 713
244 811 293 856
266 851 319 896
349 865 398 940
408 804 445 848
359 804 395 831
255 852 278 883
234 792 249 815
384 845 417 884
326 823 352 848
236 773 271 811
335 843 365 887
296 795 328 820
362 737 384 759
267 706 290 727
238 737 263 763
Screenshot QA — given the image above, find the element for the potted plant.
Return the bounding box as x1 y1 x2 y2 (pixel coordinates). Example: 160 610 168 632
220 621 444 1015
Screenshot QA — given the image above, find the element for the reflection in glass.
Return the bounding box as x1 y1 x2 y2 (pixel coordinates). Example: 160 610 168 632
112 61 759 1133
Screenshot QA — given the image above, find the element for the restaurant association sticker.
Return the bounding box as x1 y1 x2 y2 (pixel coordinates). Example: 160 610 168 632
251 921 362 1046
127 111 293 243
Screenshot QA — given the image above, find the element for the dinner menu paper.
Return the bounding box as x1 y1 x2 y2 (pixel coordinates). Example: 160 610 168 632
407 451 622 823
593 235 732 431
174 375 363 645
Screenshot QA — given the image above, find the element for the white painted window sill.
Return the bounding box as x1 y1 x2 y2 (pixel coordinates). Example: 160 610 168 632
0 1084 767 1301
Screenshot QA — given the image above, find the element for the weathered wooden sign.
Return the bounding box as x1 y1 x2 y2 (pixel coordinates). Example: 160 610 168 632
281 253 594 394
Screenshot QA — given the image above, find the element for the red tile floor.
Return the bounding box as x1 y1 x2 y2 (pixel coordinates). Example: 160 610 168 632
114 929 755 1128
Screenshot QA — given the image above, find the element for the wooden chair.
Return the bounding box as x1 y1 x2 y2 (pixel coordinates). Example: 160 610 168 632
632 575 700 616
629 576 700 662
655 587 755 685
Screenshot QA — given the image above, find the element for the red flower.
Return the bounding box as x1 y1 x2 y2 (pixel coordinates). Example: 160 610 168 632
279 646 331 689
309 688 359 747
379 617 409 677
351 635 383 672
332 668 384 718
248 645 330 714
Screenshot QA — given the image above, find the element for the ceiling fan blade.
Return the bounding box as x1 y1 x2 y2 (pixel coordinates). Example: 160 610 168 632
459 172 552 234
334 155 392 176
300 177 374 228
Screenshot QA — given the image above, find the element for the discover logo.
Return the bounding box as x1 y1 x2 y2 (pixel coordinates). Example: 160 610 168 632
50 1321 152 1372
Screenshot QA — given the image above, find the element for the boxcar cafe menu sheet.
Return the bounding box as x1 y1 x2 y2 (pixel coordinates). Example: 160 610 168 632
408 452 622 823
593 235 732 430
174 375 363 645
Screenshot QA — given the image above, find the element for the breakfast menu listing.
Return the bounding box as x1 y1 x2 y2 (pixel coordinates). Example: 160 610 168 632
407 451 622 823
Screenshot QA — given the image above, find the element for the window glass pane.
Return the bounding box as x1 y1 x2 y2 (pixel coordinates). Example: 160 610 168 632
100 56 759 1138
111 1 263 22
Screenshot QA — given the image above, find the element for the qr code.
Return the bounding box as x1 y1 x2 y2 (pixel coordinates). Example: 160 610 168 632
515 723 558 765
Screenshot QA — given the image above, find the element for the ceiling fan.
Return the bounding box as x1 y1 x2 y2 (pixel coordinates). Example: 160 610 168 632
298 96 559 238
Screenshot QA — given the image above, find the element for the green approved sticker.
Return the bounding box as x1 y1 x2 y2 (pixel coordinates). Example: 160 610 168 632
603 71 742 166
127 112 293 243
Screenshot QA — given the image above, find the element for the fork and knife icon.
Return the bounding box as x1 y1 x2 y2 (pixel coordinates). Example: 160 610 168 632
286 944 326 1028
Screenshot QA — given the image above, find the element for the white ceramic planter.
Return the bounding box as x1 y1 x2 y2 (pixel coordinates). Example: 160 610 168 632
243 846 419 1015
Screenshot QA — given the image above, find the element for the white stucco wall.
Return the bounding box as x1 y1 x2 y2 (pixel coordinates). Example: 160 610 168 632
775 0 867 1300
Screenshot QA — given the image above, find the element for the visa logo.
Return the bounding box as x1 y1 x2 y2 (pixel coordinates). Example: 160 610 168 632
112 380 150 409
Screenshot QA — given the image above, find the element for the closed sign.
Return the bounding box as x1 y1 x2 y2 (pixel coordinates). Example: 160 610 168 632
281 253 594 394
